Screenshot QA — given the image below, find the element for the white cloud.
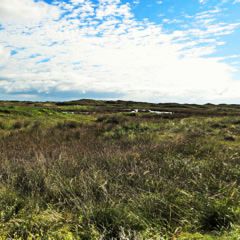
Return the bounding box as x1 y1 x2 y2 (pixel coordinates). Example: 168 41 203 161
0 0 240 103
0 0 59 24
199 0 208 4
0 45 10 65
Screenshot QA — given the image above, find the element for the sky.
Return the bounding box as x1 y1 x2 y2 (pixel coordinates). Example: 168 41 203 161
0 0 240 103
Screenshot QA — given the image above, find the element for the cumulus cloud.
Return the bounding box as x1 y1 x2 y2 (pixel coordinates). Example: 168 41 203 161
0 0 59 24
0 0 240 102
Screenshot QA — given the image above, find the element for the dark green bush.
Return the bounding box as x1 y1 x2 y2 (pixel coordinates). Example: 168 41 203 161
90 206 147 239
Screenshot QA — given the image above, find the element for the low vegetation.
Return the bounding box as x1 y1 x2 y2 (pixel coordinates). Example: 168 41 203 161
0 100 240 239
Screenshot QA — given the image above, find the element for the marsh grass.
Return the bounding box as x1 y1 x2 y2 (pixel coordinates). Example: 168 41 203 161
0 103 240 239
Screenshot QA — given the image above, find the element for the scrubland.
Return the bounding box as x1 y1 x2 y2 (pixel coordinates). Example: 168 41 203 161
0 100 240 239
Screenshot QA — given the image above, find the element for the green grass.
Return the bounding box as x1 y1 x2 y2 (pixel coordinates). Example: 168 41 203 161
0 100 240 239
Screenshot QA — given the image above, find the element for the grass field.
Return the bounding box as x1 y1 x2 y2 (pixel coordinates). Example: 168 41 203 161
0 100 240 239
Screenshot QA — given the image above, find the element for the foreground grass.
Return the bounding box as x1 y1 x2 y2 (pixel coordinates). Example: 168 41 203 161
0 101 240 239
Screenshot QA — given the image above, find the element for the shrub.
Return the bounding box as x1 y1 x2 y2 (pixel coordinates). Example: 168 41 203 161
0 187 25 222
56 121 80 129
224 135 235 141
0 121 5 129
90 206 147 239
12 121 23 129
200 199 237 231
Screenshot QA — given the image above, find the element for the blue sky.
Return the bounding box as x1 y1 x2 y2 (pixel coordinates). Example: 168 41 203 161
0 0 240 103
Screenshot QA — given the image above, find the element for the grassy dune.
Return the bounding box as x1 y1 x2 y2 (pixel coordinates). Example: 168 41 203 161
0 100 240 239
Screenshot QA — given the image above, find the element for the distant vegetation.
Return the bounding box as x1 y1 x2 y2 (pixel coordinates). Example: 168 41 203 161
0 100 240 239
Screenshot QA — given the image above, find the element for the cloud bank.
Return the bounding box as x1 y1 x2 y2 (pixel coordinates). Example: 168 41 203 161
0 0 240 103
